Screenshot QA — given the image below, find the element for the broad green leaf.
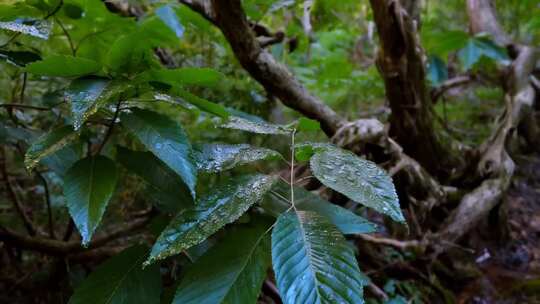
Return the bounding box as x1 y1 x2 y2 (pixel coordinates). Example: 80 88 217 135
193 143 281 173
427 56 448 86
172 220 271 304
41 142 83 178
121 108 197 197
65 77 130 130
24 125 79 171
117 147 193 212
458 37 509 70
296 117 321 132
69 245 161 304
26 55 102 77
156 5 184 38
64 155 118 245
422 30 469 58
0 19 51 39
272 211 367 304
173 88 229 118
310 147 404 222
145 174 276 265
0 50 41 67
293 142 335 161
262 180 377 234
142 68 224 87
220 116 292 135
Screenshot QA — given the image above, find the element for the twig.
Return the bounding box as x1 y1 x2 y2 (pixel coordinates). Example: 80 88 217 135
357 233 424 251
0 148 37 236
36 173 55 239
96 100 122 154
55 17 76 55
0 104 50 111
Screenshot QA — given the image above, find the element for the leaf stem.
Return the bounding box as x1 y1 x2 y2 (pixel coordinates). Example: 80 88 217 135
96 100 122 154
290 129 297 211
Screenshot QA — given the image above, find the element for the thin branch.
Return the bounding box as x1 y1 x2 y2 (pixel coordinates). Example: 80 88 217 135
96 100 122 154
0 103 51 111
431 75 474 103
0 148 37 236
357 234 425 251
55 17 76 56
36 173 55 239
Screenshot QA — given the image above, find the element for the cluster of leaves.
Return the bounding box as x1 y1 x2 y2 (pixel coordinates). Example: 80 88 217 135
0 1 405 303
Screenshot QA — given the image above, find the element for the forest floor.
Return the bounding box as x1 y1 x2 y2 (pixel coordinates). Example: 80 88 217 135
457 152 540 303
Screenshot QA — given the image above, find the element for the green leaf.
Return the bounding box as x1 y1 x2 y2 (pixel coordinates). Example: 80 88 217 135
262 180 377 234
172 88 230 118
193 143 281 173
41 142 83 178
145 174 276 265
121 108 197 198
294 142 335 161
220 116 292 135
0 50 41 67
296 117 321 132
69 245 161 304
0 19 51 39
427 56 448 86
310 147 404 222
64 155 118 245
156 5 184 38
172 220 271 304
423 30 469 58
65 77 130 130
272 211 367 304
26 55 102 77
458 37 509 70
24 125 79 171
142 67 224 88
117 147 193 212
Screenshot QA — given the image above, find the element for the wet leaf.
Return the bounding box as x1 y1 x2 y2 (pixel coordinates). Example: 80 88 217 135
121 108 197 198
145 174 276 265
262 180 378 234
26 55 102 77
65 77 130 130
172 220 271 304
69 245 161 304
142 68 224 88
193 143 281 173
0 19 51 39
220 116 292 135
272 211 367 304
64 155 118 245
310 147 404 222
24 125 79 171
0 50 41 67
117 147 193 213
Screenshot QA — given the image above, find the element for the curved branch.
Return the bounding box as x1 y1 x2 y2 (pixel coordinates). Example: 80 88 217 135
210 0 345 136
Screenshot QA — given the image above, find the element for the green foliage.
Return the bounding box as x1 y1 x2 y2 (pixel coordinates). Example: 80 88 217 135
64 155 117 245
69 245 161 304
145 174 276 265
0 0 422 302
172 220 271 304
272 211 368 304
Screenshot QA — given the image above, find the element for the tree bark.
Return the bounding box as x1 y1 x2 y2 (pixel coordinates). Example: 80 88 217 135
369 0 458 178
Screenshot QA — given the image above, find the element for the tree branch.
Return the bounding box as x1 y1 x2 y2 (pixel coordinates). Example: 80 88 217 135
210 0 345 136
